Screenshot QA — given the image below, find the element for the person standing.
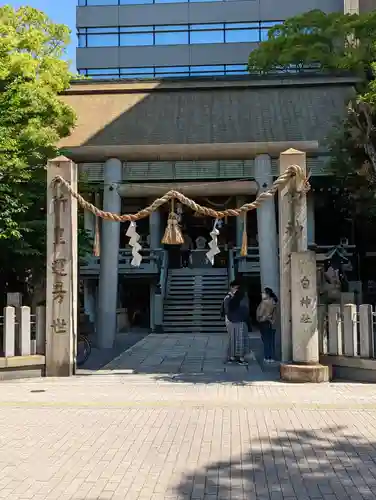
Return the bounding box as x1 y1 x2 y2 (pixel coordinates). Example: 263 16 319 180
222 280 250 365
181 232 193 268
256 287 278 363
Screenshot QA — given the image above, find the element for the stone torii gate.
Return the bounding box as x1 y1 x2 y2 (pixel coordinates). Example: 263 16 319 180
45 145 329 383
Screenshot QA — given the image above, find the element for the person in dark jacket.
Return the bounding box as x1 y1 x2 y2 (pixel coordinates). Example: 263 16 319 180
222 280 250 365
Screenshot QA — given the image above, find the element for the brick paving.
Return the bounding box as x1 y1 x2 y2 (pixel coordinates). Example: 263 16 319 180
1 334 376 499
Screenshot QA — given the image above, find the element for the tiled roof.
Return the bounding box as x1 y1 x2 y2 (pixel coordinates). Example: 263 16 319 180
59 76 356 149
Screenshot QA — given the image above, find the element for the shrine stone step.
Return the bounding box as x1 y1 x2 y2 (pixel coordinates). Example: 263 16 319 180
163 268 228 335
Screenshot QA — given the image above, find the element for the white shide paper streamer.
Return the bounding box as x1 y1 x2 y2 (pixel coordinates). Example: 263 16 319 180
206 220 221 265
126 221 142 267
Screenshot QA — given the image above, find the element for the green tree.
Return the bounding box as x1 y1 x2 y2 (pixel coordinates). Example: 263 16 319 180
0 5 76 303
248 9 376 216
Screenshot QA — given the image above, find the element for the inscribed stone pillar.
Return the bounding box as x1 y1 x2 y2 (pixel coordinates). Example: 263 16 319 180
278 149 307 362
254 154 279 295
46 156 78 376
98 158 122 349
235 196 246 248
291 251 319 364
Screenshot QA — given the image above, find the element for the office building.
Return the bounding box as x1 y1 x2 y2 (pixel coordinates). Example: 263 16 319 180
76 0 374 79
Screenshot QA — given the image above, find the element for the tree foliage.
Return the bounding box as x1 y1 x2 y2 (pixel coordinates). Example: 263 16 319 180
248 10 376 75
248 9 376 217
0 6 76 300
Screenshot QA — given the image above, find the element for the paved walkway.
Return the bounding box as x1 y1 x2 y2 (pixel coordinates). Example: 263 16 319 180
102 333 274 383
1 334 376 499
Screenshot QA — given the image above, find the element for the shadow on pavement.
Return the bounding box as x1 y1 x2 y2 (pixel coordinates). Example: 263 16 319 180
175 426 376 499
77 331 149 372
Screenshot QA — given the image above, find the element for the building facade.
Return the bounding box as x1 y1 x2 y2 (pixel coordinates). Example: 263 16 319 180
76 0 374 79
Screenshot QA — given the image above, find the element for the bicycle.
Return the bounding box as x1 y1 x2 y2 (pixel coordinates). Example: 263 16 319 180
76 334 92 367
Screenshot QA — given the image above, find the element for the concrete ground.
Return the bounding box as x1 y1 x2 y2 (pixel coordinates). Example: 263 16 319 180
1 334 376 499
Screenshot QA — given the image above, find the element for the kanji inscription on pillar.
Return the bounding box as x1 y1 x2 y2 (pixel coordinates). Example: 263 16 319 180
291 251 319 364
46 156 78 377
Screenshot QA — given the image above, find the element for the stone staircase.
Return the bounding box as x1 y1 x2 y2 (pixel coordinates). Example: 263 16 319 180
163 268 228 334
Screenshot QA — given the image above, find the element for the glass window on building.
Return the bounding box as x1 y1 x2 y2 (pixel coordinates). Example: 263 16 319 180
120 67 155 77
120 26 154 46
260 21 282 41
225 64 248 74
190 24 224 44
78 27 119 48
154 26 189 45
78 64 254 78
155 66 190 77
190 65 225 75
78 34 87 48
120 0 153 3
86 68 120 78
87 34 119 47
225 23 260 43
78 0 119 5
155 0 187 3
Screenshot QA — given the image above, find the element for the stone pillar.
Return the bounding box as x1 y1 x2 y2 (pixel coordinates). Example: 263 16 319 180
236 196 246 248
84 200 96 324
149 209 161 249
280 251 329 382
46 156 78 376
254 155 279 294
97 158 122 349
307 192 315 246
278 149 307 362
291 251 319 363
344 0 359 14
150 285 155 331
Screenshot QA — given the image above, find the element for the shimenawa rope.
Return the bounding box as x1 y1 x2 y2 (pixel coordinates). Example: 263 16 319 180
52 164 308 222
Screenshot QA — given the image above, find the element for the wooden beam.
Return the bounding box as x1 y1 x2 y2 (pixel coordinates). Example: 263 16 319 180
61 141 319 163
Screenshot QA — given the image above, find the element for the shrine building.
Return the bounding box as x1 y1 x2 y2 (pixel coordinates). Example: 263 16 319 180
59 74 360 349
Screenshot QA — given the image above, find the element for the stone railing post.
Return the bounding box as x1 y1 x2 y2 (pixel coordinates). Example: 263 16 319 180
328 304 342 356
359 304 374 358
46 156 78 376
3 306 15 357
19 306 31 356
343 304 358 357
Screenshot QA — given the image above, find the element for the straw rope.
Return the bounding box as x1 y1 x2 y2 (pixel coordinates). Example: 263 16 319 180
52 164 308 222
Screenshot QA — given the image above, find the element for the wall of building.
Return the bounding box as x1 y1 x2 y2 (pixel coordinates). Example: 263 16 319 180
76 0 344 71
359 0 376 11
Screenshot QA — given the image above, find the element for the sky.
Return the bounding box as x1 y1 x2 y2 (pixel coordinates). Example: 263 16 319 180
7 0 77 70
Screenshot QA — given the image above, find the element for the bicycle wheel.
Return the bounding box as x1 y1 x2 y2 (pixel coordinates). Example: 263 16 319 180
76 336 92 367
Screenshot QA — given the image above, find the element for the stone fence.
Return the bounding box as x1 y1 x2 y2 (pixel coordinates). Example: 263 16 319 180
0 306 46 379
319 303 376 382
